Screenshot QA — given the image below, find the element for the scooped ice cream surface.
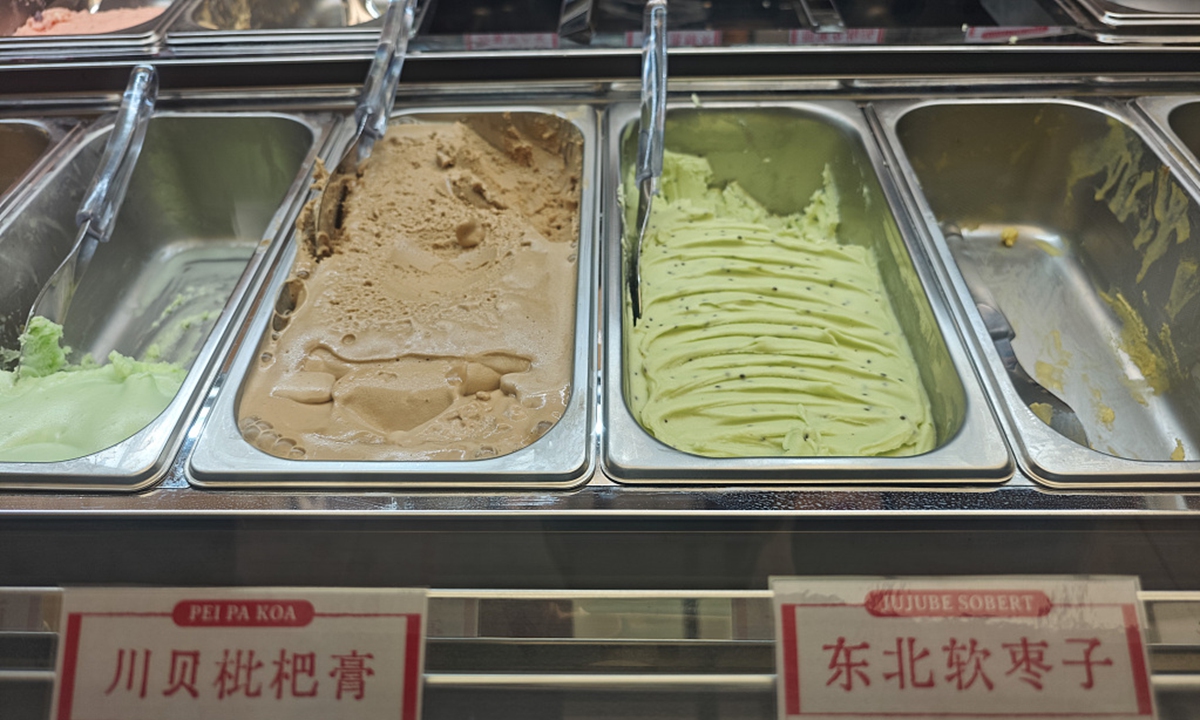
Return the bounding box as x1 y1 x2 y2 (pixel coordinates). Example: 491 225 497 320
627 150 935 458
238 115 583 461
0 317 185 462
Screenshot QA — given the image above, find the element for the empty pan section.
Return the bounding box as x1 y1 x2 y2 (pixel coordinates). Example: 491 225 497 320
892 100 1200 481
0 120 50 199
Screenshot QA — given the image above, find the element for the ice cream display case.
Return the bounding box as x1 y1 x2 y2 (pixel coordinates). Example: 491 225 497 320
7 0 1200 717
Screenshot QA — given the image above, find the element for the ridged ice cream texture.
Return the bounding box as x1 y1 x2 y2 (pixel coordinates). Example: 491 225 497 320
238 115 583 461
627 150 936 458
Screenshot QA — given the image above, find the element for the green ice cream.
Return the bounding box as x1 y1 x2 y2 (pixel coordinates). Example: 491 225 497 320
0 317 186 462
627 151 935 458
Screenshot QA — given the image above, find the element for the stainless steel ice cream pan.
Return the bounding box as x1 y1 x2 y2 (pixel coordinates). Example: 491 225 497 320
167 0 432 45
875 97 1200 487
0 110 327 490
188 105 598 489
1137 96 1200 176
1070 0 1200 28
0 0 183 53
602 102 1012 485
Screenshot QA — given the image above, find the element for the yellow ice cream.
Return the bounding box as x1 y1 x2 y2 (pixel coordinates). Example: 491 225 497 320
627 151 935 458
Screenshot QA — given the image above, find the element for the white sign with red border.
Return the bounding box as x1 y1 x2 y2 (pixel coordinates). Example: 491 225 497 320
51 587 427 720
771 576 1154 720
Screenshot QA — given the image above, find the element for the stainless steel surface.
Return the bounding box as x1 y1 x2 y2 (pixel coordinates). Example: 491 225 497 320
315 0 414 246
1072 0 1200 27
558 0 593 43
604 101 1012 484
0 116 75 221
0 110 326 489
189 104 599 489
24 64 156 334
1138 96 1200 193
0 120 49 201
628 0 664 325
796 0 845 33
876 98 1200 487
945 225 1090 447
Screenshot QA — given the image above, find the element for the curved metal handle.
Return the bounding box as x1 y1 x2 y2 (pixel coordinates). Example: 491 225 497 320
636 0 666 187
77 64 157 241
357 0 417 149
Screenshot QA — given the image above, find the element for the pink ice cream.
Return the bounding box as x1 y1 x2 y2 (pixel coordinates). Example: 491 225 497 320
13 7 164 36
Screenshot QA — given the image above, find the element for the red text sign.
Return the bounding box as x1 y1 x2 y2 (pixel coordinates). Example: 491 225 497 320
52 588 426 720
772 577 1154 720
864 590 1053 618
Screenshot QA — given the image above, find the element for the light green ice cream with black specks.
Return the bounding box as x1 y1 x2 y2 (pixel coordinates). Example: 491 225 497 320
0 317 186 462
627 150 935 458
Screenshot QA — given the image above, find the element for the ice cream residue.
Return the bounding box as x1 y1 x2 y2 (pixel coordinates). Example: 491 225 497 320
1101 289 1172 396
1032 329 1071 395
1067 118 1192 285
1029 402 1053 427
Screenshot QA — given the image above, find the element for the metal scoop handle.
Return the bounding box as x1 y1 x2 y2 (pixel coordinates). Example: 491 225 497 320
636 0 667 187
78 64 157 242
629 0 667 324
354 0 417 165
23 64 157 337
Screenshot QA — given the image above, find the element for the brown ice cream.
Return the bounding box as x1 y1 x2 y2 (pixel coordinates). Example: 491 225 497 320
238 113 583 461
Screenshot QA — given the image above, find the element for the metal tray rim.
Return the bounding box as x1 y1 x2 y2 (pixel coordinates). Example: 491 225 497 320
1071 0 1200 27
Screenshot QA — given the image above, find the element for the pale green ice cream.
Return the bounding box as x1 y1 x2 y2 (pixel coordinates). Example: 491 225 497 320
627 150 935 458
0 317 186 462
